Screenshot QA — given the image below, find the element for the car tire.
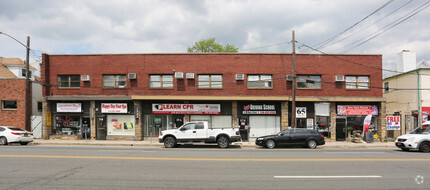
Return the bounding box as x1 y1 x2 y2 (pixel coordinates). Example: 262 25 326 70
401 148 410 151
0 137 8 145
307 140 317 149
163 136 177 148
217 136 230 149
20 142 29 145
419 142 430 152
265 139 276 149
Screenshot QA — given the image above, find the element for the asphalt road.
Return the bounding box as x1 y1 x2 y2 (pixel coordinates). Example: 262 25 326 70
1 145 429 190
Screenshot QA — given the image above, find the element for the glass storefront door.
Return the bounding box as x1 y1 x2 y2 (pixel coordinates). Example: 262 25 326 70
96 116 106 140
336 118 346 141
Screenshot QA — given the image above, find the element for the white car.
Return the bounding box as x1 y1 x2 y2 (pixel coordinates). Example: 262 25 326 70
0 126 34 145
395 121 430 152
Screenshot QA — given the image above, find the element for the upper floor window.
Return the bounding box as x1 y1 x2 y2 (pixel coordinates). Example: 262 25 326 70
58 75 80 88
297 75 321 89
21 69 32 78
150 75 173 88
2 100 17 110
198 74 222 88
384 82 389 93
103 74 126 88
346 76 369 89
248 74 272 89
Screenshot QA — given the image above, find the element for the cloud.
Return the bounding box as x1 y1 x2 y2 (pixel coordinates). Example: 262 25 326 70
0 0 429 76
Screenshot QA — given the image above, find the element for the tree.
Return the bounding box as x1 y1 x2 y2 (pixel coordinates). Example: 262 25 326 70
187 38 239 53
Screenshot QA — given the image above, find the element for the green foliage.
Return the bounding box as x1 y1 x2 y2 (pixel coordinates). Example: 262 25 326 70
187 38 239 53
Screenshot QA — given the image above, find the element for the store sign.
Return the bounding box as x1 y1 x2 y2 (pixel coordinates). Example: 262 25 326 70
102 103 128 113
242 104 276 114
152 104 221 114
57 103 81 113
307 119 314 129
386 116 401 130
296 107 307 118
337 105 378 116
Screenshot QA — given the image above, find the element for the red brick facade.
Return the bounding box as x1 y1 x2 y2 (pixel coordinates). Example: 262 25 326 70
0 79 27 129
42 53 382 97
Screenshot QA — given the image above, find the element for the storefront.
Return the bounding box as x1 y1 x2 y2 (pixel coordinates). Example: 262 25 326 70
52 102 89 139
143 102 231 137
96 102 135 140
238 102 281 138
335 104 379 141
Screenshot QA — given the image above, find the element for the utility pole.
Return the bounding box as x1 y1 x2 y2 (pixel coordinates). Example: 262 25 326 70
25 36 31 131
291 31 296 128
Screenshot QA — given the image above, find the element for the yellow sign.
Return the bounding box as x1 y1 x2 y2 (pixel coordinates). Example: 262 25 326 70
47 112 52 126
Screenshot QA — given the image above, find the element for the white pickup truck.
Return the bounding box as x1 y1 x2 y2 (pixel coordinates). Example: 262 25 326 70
395 121 430 152
158 121 241 148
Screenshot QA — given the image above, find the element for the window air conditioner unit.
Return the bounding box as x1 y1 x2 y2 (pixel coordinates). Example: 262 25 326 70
175 72 184 79
286 75 293 81
236 74 244 80
128 73 137 79
186 73 195 79
335 75 345 82
81 75 90 81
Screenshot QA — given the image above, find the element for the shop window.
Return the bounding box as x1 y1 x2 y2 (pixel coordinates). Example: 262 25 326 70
297 75 321 89
58 75 80 88
248 74 272 89
54 115 81 136
149 74 173 88
346 76 369 89
198 74 223 88
2 100 17 110
103 74 126 88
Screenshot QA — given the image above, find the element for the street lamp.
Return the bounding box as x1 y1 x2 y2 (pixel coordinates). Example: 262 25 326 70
0 32 31 131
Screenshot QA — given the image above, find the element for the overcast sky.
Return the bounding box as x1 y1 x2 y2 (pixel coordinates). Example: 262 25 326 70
1 0 429 77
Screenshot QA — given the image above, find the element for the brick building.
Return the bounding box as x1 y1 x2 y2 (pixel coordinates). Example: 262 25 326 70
41 53 386 141
0 58 41 131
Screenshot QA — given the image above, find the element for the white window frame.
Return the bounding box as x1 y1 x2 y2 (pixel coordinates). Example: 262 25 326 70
150 74 174 88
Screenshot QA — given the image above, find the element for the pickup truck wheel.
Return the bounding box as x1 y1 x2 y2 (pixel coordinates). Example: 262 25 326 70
265 139 276 149
307 140 317 149
419 142 430 152
217 136 230 148
164 137 177 148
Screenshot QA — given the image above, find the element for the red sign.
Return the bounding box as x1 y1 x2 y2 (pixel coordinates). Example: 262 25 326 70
337 105 378 116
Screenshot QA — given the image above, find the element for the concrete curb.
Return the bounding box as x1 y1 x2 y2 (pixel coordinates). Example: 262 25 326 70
31 139 396 149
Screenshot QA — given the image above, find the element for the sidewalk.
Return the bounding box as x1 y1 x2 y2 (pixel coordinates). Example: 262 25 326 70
32 138 396 148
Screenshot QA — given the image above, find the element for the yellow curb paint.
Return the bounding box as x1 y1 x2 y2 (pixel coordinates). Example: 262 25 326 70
1 155 430 162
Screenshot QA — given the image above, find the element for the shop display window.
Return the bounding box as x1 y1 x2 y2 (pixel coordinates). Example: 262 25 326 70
107 115 135 136
54 115 81 136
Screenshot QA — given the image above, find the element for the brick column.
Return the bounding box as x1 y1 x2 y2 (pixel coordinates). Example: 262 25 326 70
134 100 143 141
42 97 51 139
330 103 336 141
281 101 289 131
90 101 96 140
232 101 238 128
184 101 190 123
377 101 387 142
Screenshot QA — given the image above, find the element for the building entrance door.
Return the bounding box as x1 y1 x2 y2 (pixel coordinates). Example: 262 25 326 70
81 118 91 140
336 118 346 141
96 116 106 140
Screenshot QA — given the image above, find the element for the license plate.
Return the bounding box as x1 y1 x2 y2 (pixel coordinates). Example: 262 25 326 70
24 133 28 137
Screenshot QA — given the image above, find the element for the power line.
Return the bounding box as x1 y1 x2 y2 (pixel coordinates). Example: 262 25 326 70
342 0 430 53
313 0 395 50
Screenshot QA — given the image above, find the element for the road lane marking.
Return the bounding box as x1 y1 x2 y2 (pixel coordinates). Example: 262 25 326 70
324 152 385 154
2 155 430 162
274 176 382 179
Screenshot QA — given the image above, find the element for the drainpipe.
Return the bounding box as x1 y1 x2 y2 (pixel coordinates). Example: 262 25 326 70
417 70 422 126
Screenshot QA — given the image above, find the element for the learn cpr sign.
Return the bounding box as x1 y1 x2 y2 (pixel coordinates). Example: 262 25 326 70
386 116 401 130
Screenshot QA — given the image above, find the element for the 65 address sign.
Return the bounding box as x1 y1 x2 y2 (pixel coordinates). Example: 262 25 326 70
296 107 307 118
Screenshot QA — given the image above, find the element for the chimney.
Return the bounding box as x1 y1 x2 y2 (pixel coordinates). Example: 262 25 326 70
397 50 416 73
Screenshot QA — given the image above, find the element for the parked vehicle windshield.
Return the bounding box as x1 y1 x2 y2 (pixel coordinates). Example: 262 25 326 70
410 125 430 134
